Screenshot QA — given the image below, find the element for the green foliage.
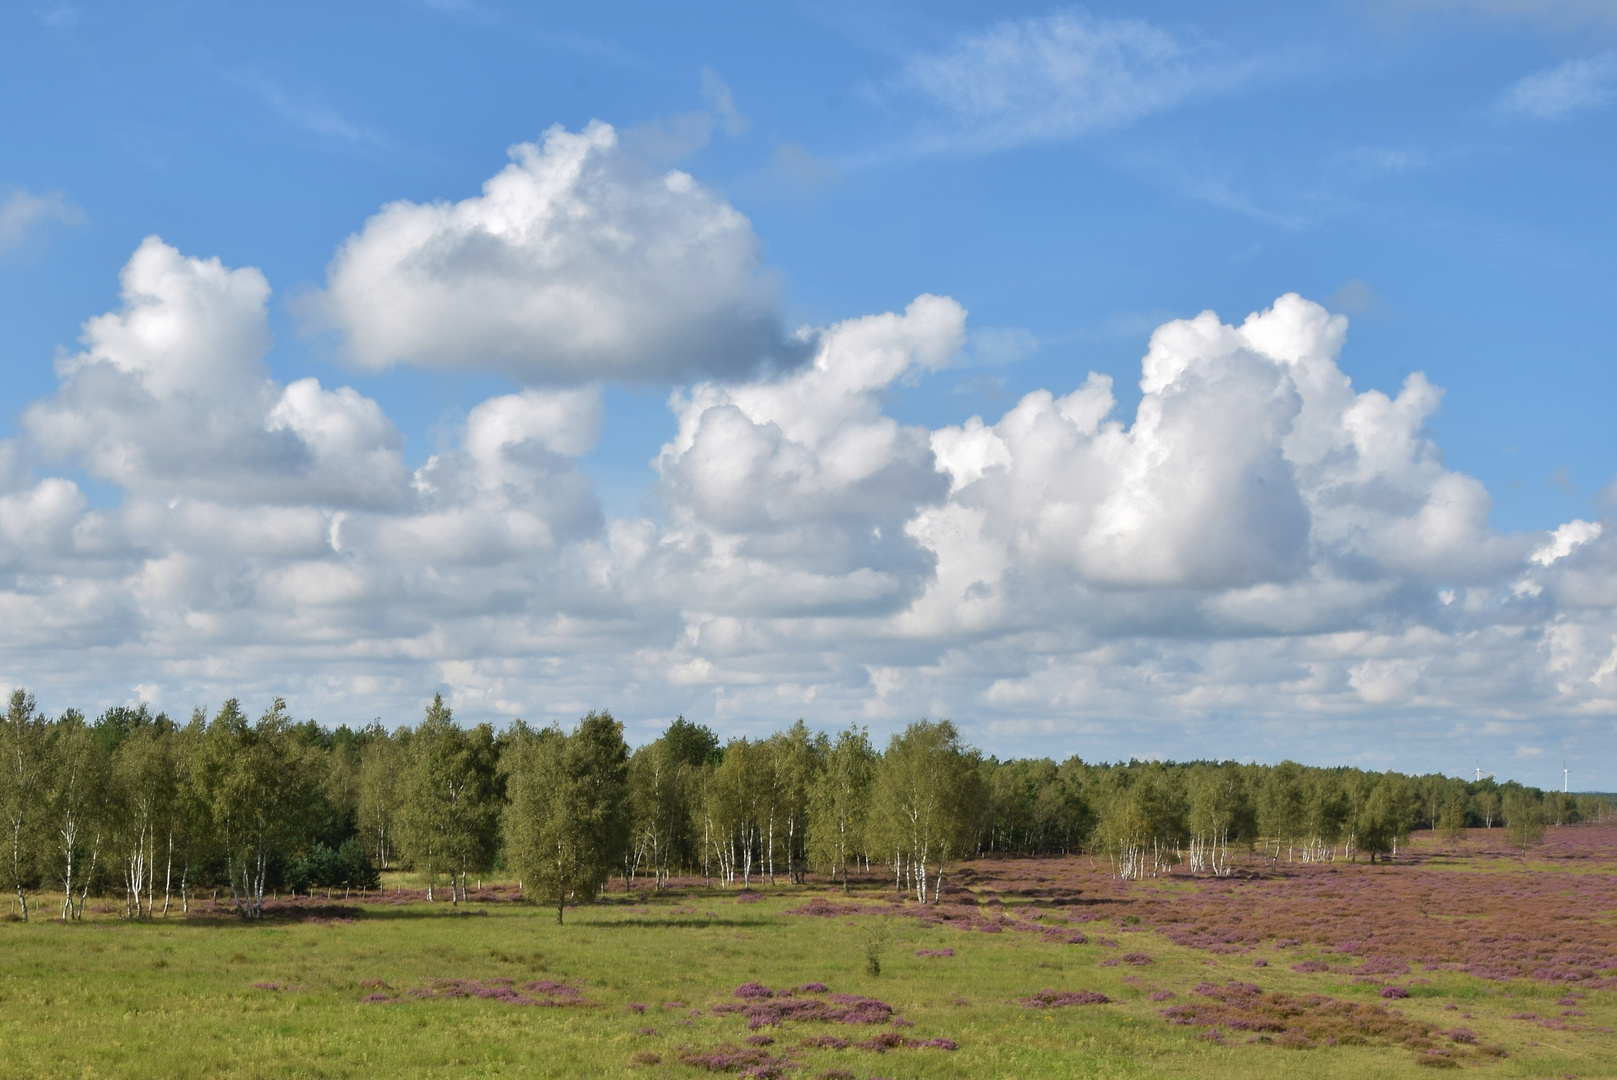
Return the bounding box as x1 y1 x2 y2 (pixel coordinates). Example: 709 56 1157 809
286 837 381 893
1502 787 1546 854
2 681 1615 922
869 720 983 903
810 724 876 891
0 690 50 919
662 715 721 768
395 696 501 902
503 711 630 922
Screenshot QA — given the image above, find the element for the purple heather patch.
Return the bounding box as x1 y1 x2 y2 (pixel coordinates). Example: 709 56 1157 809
370 978 586 1007
1020 989 1111 1008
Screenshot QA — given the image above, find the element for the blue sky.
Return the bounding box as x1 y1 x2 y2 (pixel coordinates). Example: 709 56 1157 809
2 1 1615 787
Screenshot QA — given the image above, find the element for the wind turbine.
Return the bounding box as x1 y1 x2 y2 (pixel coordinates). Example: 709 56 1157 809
1563 763 1570 794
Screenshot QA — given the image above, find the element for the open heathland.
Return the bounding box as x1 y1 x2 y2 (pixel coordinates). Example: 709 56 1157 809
2 824 1615 1079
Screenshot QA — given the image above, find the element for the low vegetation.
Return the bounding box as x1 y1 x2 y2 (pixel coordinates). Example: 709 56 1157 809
3 688 1614 1076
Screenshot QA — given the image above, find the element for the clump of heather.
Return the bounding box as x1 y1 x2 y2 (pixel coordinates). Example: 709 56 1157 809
678 1043 795 1078
364 978 586 1007
1156 977 1507 1061
1019 989 1110 1008
713 987 898 1030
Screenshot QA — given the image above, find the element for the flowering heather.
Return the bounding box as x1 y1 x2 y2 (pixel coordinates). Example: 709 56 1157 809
799 1031 957 1054
1149 990 1176 1001
1358 957 1411 975
1380 986 1410 999
1157 978 1506 1060
1019 990 1111 1008
799 983 829 992
1291 961 1331 973
678 1043 796 1078
930 825 1617 989
712 987 897 1029
1121 952 1153 965
363 978 586 1007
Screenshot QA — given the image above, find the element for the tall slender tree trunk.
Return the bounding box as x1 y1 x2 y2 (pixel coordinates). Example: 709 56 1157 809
162 829 173 916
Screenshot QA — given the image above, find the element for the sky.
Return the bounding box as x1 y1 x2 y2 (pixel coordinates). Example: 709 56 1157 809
1 0 1615 788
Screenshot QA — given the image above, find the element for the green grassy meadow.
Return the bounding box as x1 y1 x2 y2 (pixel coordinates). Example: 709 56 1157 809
1 874 1611 1080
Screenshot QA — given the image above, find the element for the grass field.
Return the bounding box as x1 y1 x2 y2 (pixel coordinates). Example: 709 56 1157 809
2 828 1614 1079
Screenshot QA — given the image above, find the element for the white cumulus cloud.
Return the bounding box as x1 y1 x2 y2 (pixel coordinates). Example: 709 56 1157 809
5 233 1617 774
312 121 788 384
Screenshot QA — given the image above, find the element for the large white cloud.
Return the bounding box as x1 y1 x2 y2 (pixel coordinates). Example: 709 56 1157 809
5 234 1617 779
312 121 788 383
5 239 607 690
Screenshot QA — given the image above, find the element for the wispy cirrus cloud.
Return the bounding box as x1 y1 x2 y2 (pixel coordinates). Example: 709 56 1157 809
1375 0 1617 28
0 189 85 253
1497 51 1617 118
238 72 387 146
893 10 1253 154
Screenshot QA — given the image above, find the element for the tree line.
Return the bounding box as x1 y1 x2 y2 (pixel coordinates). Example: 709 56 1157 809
1 688 1606 922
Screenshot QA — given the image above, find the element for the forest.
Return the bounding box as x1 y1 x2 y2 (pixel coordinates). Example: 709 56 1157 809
1 687 1605 924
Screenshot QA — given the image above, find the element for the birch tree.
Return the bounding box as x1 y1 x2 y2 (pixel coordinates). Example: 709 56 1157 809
1257 761 1306 864
1474 789 1500 829
1187 765 1248 876
767 721 822 885
110 723 175 918
357 727 404 871
870 720 982 903
628 738 684 890
1503 787 1545 854
503 711 629 923
48 711 106 920
396 696 499 903
809 724 875 892
0 690 50 921
1357 773 1413 863
194 698 318 919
